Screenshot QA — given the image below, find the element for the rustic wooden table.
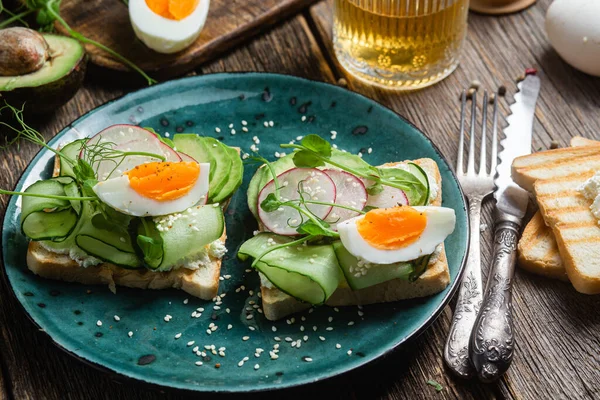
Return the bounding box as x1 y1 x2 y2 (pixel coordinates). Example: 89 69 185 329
1 1 599 399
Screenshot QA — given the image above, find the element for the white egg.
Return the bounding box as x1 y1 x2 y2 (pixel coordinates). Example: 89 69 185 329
546 0 600 77
129 0 210 54
93 162 210 217
337 206 456 264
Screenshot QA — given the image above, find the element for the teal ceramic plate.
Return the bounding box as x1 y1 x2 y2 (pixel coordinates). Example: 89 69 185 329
2 73 468 393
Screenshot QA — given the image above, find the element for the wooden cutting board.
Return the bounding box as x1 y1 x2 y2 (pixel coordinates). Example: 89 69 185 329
56 0 318 79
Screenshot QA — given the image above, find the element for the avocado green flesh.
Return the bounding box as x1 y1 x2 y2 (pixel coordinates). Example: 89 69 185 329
0 35 85 91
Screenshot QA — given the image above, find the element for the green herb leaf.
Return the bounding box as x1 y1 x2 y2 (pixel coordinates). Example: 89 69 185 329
426 380 443 392
260 193 282 213
137 234 163 265
293 150 325 168
296 220 336 237
301 134 332 157
366 182 384 195
73 159 96 182
362 205 378 213
81 179 98 198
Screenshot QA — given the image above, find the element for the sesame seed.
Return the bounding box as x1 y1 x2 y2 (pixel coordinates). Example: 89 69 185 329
175 333 182 339
246 314 253 320
96 320 102 327
326 327 333 331
187 341 195 346
128 331 133 337
254 364 260 370
269 121 274 127
285 337 293 342
328 317 333 322
249 326 256 331
312 326 318 332
113 315 120 322
334 307 340 312
183 298 189 304
193 346 199 352
301 116 307 122
304 357 313 362
231 129 236 135
348 321 355 326
195 361 203 366
300 326 305 332
263 121 269 127
301 316 306 321
358 311 364 317
228 324 233 330
242 127 249 132
229 123 234 128
215 127 221 133
303 335 308 342
238 360 245 367
368 148 373 154
272 326 277 332
197 307 204 312
226 308 231 314
336 344 341 349
347 350 352 356
242 336 250 341
274 336 281 342
214 306 221 310
242 120 248 126
319 336 326 341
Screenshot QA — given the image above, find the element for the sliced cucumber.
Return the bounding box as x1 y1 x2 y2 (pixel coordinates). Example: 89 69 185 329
173 134 217 180
408 162 430 206
21 177 80 242
332 241 414 290
137 205 225 271
58 139 85 178
211 143 243 203
238 233 342 304
202 137 232 203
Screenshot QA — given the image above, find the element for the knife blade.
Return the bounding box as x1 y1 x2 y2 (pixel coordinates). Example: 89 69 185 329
469 73 541 383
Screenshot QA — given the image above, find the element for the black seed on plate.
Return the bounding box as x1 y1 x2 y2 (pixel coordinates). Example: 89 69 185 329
262 87 273 102
217 136 224 141
74 310 82 315
255 113 265 120
23 292 34 297
276 372 284 376
176 126 184 133
211 312 219 321
367 106 373 114
186 121 194 127
203 356 212 362
77 322 83 326
137 106 144 113
138 355 156 366
359 147 368 154
160 118 169 127
353 126 368 136
49 290 61 296
290 97 297 106
95 332 103 338
37 303 46 308
307 116 316 123
239 94 246 100
356 352 365 357
298 102 312 114
330 101 337 108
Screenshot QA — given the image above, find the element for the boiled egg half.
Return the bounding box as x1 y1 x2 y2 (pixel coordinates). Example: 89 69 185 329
93 161 210 217
129 0 210 54
338 206 455 264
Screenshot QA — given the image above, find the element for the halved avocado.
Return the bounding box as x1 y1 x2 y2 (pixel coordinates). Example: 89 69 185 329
0 34 87 113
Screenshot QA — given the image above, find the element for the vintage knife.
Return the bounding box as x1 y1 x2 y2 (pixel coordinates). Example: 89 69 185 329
469 73 541 382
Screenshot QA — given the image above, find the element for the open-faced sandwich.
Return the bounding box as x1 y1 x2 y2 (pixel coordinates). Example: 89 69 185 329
238 135 456 321
6 118 242 300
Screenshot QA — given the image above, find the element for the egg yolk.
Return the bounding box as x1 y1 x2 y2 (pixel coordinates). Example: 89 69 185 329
146 0 199 20
356 207 427 250
126 161 200 201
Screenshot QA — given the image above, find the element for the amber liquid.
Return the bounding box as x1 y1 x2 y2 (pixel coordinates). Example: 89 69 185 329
333 0 469 89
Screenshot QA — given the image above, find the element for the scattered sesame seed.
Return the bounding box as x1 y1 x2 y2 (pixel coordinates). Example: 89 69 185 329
249 326 256 331
231 129 236 135
263 121 269 127
301 316 306 321
334 307 340 312
215 127 221 133
246 314 253 320
312 326 318 332
238 360 245 367
193 346 199 352
214 306 221 310
197 307 204 312
326 327 333 331
272 326 277 332
242 120 248 126
348 321 355 326
96 320 102 327
195 361 203 366
303 335 308 342
226 308 231 314
187 341 195 346
113 315 120 322
328 317 333 323
367 148 372 154
319 336 326 341
183 298 189 304
300 325 305 332
336 344 341 349
128 331 133 337
301 116 307 122
304 357 313 362
254 364 260 370
285 337 293 342
358 311 364 317
229 123 234 128
175 333 182 339
274 336 281 342
347 350 352 356
269 121 274 127
243 336 250 341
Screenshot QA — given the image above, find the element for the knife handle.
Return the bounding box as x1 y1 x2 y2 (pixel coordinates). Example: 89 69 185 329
469 212 521 382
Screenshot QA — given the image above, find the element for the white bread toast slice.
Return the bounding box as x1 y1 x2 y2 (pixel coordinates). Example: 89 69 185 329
259 158 450 321
512 146 600 192
518 211 568 281
570 136 600 147
533 173 600 294
24 146 235 300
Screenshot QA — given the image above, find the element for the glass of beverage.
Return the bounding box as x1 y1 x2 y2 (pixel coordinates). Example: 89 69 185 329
333 0 469 90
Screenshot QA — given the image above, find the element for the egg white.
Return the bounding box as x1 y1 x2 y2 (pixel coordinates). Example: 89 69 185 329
337 206 456 264
129 0 210 54
93 162 210 217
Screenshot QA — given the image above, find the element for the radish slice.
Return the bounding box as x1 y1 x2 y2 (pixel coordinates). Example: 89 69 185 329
258 168 336 236
322 169 367 230
83 125 181 181
366 185 409 209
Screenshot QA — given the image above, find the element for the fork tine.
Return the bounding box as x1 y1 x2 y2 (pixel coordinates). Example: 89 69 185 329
457 90 467 174
479 91 488 176
489 91 499 176
466 90 477 176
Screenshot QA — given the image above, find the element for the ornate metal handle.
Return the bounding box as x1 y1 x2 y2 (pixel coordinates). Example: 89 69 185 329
469 212 521 382
443 197 484 378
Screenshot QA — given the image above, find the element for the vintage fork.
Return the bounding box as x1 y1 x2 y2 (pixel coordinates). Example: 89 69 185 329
443 89 499 378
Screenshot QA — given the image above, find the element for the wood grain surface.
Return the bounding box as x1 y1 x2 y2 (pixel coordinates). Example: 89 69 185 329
1 0 600 399
56 0 319 79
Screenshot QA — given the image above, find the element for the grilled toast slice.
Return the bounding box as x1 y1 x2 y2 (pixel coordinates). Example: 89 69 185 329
533 172 600 294
259 158 450 321
570 136 600 147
